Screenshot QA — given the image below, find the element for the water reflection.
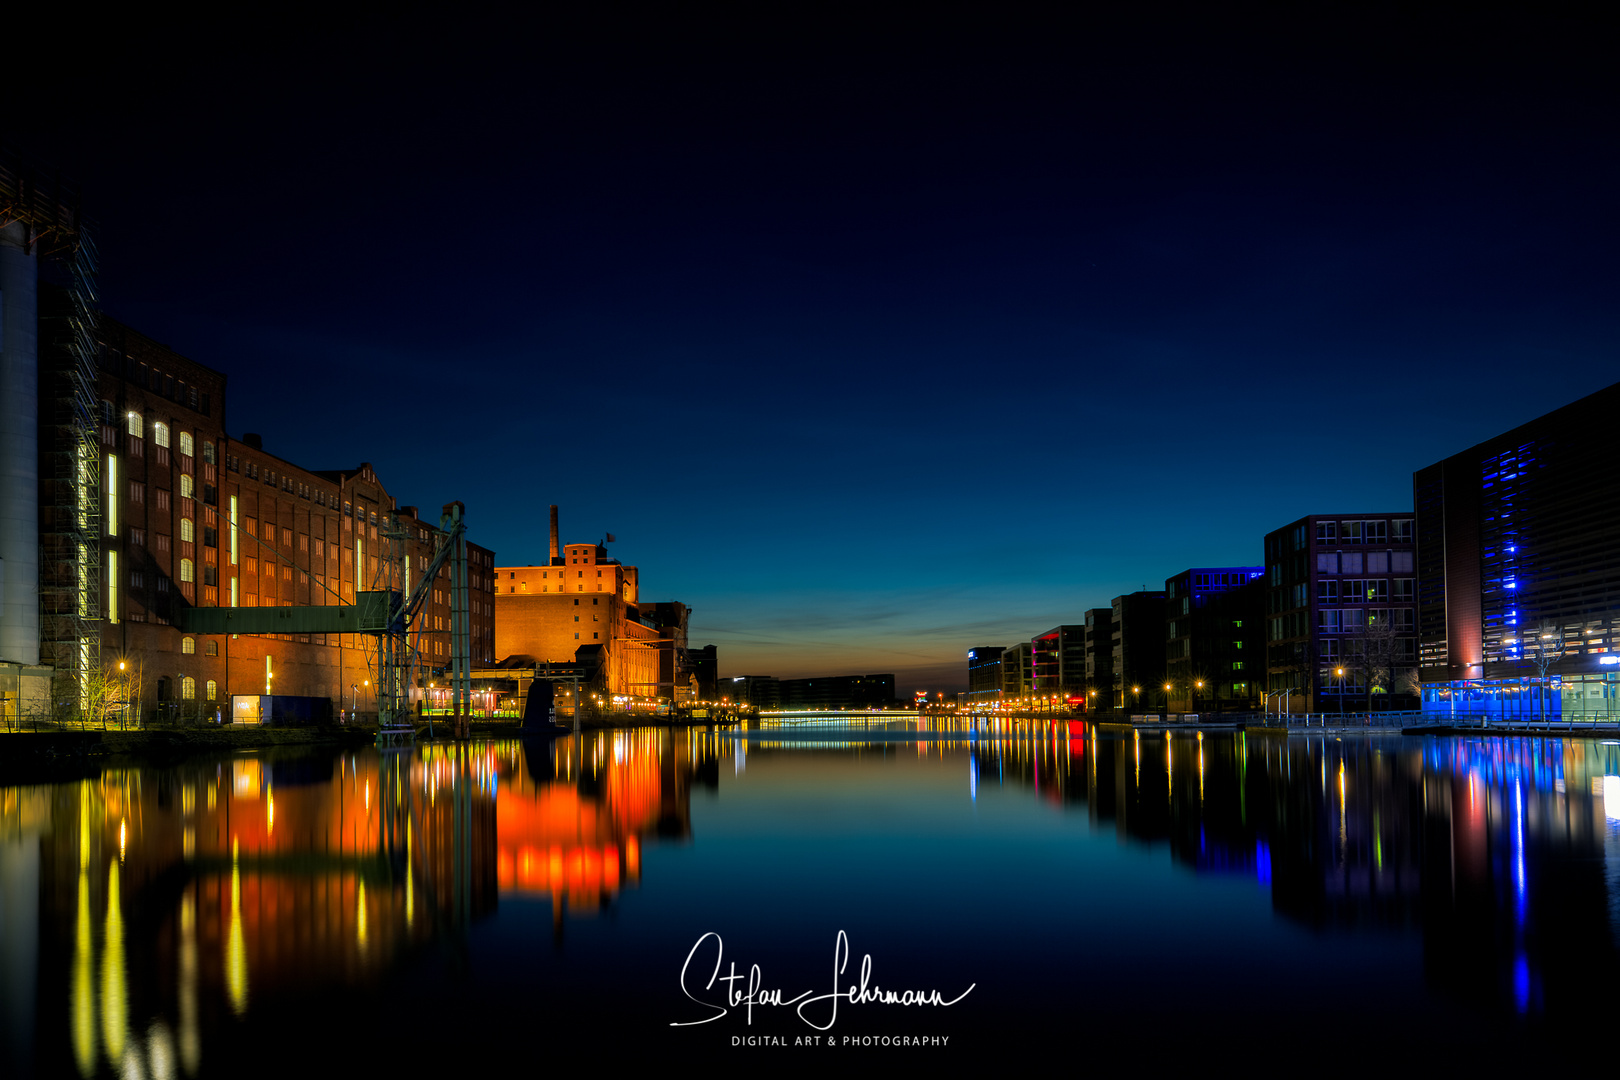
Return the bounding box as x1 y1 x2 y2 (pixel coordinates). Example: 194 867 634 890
0 723 1616 1071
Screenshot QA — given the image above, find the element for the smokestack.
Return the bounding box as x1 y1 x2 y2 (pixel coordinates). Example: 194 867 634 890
549 505 559 563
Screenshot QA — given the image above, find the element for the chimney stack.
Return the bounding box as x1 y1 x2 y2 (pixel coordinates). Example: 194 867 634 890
549 505 560 564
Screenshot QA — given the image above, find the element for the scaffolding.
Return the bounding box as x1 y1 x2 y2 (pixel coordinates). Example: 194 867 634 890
0 151 100 714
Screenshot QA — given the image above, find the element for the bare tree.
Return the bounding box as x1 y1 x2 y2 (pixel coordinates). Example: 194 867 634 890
1524 622 1567 723
1345 610 1404 713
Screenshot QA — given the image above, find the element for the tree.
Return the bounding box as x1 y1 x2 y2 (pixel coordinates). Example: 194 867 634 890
1524 622 1567 723
1345 610 1404 714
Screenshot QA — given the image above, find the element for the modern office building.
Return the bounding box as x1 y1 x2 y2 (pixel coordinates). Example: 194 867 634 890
1263 513 1418 712
1163 568 1264 712
1031 625 1086 705
967 646 1005 702
1083 607 1113 708
778 673 897 710
1003 641 1033 700
1112 591 1166 710
1414 381 1620 720
720 675 780 708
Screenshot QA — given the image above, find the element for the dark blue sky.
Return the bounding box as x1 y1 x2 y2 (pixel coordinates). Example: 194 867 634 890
13 7 1617 691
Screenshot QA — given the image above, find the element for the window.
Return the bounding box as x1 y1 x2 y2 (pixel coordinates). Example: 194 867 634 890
206 640 218 656
157 534 171 554
182 637 196 654
203 441 216 464
153 422 170 448
593 632 598 639
180 518 194 543
1319 609 1342 633
574 615 579 622
179 431 194 457
1316 521 1336 543
182 676 196 700
1393 519 1414 543
130 482 145 504
204 526 217 548
127 412 144 438
206 680 217 701
1340 552 1363 574
1391 551 1414 573
1393 578 1415 601
204 566 218 587
180 558 194 583
1366 551 1389 574
1317 580 1339 603
156 489 170 512
1364 520 1388 544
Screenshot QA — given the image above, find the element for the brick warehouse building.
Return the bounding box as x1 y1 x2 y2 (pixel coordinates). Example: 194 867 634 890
96 317 494 721
495 543 664 701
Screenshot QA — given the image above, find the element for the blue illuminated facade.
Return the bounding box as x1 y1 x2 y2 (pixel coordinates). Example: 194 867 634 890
1415 380 1620 721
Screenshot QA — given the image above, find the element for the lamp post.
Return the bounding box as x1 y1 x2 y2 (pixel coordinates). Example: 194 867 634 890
1133 685 1141 714
1163 682 1172 721
1336 667 1345 716
1194 679 1204 715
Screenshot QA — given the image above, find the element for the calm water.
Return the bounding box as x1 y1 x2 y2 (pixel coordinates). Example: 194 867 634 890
4 721 1620 1074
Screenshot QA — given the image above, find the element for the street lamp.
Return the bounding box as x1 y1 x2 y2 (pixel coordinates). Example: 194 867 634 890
1163 682 1172 720
1336 667 1345 715
1195 679 1204 714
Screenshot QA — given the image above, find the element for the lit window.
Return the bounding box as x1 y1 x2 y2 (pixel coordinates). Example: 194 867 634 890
153 422 170 448
181 518 194 543
126 413 144 438
206 640 218 656
206 680 217 701
179 431 194 457
180 474 194 499
180 559 194 583
181 676 196 700
182 637 196 654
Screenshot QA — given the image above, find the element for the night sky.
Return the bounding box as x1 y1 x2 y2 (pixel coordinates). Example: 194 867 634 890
10 7 1617 692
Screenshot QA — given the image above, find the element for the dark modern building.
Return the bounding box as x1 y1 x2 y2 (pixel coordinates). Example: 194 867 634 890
1263 514 1418 713
777 673 897 710
1112 591 1167 711
1414 381 1620 721
1083 607 1113 709
967 646 1005 703
1031 625 1086 706
688 644 718 701
1003 641 1032 701
720 675 779 708
1164 567 1265 712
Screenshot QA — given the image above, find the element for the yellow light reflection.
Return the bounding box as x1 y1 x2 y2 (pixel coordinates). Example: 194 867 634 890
100 860 127 1067
357 879 368 952
227 838 248 1015
179 888 199 1074
71 863 94 1077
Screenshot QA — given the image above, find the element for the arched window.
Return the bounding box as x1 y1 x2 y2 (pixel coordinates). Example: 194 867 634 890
206 680 217 701
179 431 194 457
182 637 195 654
205 640 218 657
180 474 194 499
180 559 194 583
180 518 194 543
153 422 170 448
126 413 144 438
181 676 196 700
